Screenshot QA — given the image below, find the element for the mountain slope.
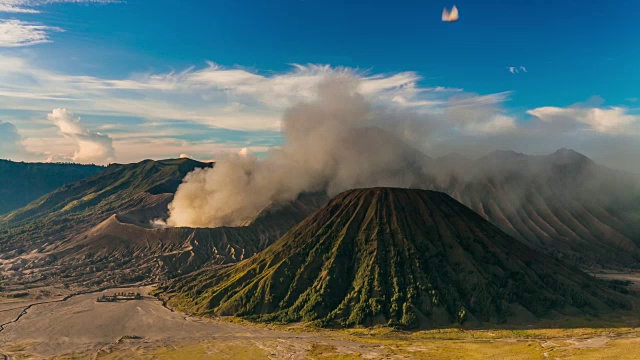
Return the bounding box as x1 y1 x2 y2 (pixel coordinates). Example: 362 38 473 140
0 158 212 251
0 157 327 292
209 148 640 268
19 193 327 289
0 160 103 215
433 149 640 267
158 188 631 329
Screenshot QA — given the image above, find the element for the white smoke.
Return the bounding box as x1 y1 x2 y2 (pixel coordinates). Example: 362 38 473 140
165 72 640 228
48 108 115 164
166 75 430 227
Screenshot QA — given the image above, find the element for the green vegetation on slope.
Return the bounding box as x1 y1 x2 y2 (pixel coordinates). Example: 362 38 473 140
0 158 212 251
158 188 632 329
0 159 103 215
0 158 328 291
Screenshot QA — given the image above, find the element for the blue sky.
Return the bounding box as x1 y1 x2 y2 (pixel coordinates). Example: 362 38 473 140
0 0 639 169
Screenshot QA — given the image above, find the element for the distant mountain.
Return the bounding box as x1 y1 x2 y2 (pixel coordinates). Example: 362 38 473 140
0 158 327 291
0 159 212 283
158 188 630 329
2 146 639 294
34 193 326 289
246 147 640 268
432 149 640 267
0 160 103 215
0 158 212 241
180 147 640 268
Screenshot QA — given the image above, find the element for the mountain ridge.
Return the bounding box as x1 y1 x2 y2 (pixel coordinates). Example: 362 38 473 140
158 188 631 329
0 159 103 215
0 158 326 292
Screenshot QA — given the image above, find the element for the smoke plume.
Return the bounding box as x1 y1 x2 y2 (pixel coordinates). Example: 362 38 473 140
165 74 640 228
166 76 430 227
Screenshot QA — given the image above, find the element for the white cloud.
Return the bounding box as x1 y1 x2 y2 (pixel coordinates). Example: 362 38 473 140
0 53 537 165
47 108 115 164
391 96 443 108
507 66 527 74
0 3 38 13
0 54 499 132
100 137 268 164
6 53 637 172
464 114 517 135
0 0 119 13
0 19 62 47
450 92 512 107
0 1 119 49
0 120 27 158
527 106 640 135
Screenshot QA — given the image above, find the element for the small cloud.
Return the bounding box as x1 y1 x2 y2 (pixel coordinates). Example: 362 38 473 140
0 120 27 158
507 66 527 74
179 153 190 159
442 5 459 22
627 97 638 103
0 0 121 14
0 4 39 13
0 19 63 47
48 108 116 164
464 114 518 135
527 106 640 135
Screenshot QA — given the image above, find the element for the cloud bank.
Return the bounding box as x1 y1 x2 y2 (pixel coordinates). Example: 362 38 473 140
1 53 639 171
48 108 115 164
528 106 640 135
0 55 466 131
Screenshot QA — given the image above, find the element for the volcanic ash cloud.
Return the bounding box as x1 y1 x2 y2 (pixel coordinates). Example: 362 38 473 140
165 76 430 228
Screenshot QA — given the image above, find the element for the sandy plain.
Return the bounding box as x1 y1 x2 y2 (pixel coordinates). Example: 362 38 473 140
0 275 639 359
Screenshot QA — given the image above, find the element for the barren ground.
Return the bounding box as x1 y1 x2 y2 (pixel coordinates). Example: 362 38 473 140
0 277 639 359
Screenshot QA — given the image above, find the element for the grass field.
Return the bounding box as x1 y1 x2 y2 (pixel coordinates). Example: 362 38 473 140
42 325 640 360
